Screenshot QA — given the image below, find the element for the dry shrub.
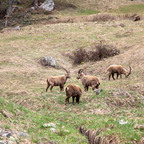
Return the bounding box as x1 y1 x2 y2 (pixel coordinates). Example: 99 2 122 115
106 90 144 108
71 41 120 65
88 42 120 61
73 47 88 64
79 126 120 144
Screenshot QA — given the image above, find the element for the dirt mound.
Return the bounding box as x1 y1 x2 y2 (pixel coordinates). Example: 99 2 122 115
79 126 119 144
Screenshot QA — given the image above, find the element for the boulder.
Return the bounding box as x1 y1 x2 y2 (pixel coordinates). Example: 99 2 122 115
39 0 55 11
40 56 56 67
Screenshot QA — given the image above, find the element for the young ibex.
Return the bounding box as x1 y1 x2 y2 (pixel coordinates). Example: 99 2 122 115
65 84 82 105
46 68 70 92
107 65 131 80
77 69 100 91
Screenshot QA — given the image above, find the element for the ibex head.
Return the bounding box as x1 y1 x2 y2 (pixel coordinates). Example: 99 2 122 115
63 68 71 79
77 69 84 79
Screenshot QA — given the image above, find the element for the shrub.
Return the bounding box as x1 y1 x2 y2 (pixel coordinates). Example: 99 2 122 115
70 41 120 65
73 47 88 65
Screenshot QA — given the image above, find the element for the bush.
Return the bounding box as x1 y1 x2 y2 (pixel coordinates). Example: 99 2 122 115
70 42 120 65
73 47 88 65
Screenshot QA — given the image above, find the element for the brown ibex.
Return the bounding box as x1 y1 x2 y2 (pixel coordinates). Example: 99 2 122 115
65 84 82 105
46 68 70 92
77 69 100 91
107 65 131 80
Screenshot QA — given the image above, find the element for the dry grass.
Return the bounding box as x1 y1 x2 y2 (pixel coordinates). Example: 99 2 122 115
0 16 144 143
0 19 144 94
54 0 140 11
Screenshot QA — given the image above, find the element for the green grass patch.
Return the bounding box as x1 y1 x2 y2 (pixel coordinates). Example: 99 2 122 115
110 4 144 14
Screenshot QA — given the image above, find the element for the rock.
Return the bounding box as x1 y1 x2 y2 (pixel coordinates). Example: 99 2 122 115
9 136 16 141
40 56 56 68
50 128 56 133
1 132 11 138
43 123 56 128
39 0 55 11
119 119 128 125
31 7 35 11
64 130 69 133
12 26 20 31
0 141 7 144
93 89 102 95
18 132 29 138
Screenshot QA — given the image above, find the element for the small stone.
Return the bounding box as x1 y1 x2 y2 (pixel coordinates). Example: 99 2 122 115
2 132 11 138
18 132 29 138
62 126 65 129
93 89 101 95
43 123 56 128
64 130 69 133
31 7 35 10
50 128 56 133
119 119 128 125
9 136 15 141
12 26 20 31
0 141 7 144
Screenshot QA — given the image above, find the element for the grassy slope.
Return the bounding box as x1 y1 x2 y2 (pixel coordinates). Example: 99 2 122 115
0 4 144 144
110 4 144 14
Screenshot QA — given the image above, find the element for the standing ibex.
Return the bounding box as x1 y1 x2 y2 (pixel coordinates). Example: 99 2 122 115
46 68 70 92
107 65 131 80
65 84 82 105
77 69 100 91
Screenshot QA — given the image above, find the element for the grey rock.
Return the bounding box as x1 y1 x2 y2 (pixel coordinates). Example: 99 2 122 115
31 7 35 10
93 89 102 95
2 132 11 138
18 132 29 138
40 56 56 67
0 141 6 144
12 26 20 30
39 0 55 11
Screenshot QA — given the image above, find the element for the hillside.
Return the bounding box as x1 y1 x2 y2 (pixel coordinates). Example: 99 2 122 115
0 2 144 144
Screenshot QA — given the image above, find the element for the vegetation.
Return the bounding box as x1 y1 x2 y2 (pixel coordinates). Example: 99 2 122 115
0 0 144 144
110 4 144 14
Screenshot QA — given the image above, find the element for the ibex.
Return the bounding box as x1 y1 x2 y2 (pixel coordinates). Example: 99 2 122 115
107 65 131 80
46 68 70 92
65 84 82 105
77 69 100 91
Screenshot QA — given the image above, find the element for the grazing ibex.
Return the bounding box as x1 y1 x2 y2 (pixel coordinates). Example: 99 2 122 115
107 65 131 80
46 68 70 92
77 69 100 91
65 84 82 105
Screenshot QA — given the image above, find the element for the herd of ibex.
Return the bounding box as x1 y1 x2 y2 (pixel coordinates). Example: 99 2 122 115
46 65 131 105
